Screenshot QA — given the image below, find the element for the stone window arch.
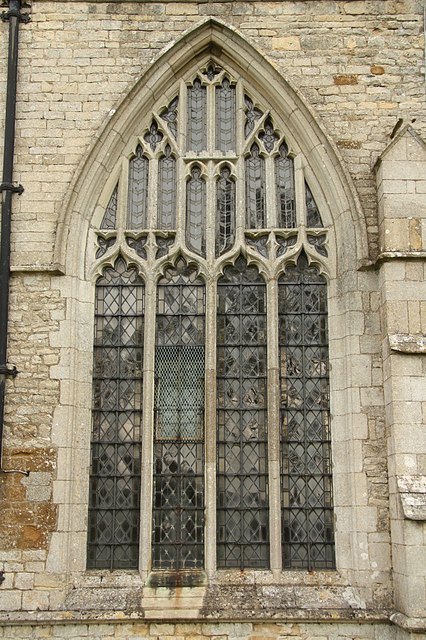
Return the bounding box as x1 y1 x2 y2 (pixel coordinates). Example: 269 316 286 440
87 60 335 576
49 22 373 601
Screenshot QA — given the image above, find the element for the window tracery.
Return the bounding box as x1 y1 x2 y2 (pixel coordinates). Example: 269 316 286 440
89 61 334 574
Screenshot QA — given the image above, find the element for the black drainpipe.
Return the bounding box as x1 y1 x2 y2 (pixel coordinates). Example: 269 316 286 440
0 0 30 471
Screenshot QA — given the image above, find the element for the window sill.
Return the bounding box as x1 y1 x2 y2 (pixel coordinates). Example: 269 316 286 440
76 567 343 590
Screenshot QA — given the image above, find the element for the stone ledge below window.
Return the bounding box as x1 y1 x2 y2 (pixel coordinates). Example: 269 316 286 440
390 611 426 633
389 333 426 354
53 583 374 619
397 475 426 520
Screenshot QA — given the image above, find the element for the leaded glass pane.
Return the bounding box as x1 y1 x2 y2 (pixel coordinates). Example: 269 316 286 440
96 235 116 259
158 145 176 229
88 259 144 570
127 146 148 229
100 186 118 230
279 254 334 570
216 166 235 257
144 120 163 152
305 182 323 228
186 165 206 257
244 95 263 138
276 143 296 228
153 260 205 570
203 64 221 80
187 78 207 152
160 97 178 139
216 77 236 152
245 144 265 229
217 257 269 569
259 117 279 154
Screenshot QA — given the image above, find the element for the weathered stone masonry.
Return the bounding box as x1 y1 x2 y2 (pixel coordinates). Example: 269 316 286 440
0 1 425 639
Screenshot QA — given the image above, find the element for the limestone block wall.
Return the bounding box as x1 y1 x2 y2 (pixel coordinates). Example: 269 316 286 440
0 1 425 639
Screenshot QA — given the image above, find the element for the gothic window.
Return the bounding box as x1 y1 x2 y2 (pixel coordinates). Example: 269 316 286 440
88 62 334 573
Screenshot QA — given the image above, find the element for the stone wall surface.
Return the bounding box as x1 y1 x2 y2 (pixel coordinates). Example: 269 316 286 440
0 621 398 640
0 1 425 639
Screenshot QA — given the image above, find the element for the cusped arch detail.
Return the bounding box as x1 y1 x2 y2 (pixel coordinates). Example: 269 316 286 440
55 18 368 275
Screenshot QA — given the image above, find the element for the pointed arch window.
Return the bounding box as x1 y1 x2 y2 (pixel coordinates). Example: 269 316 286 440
88 61 334 575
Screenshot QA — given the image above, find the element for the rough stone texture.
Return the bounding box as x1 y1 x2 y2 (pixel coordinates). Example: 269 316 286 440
397 475 426 520
0 621 398 640
0 1 425 639
389 333 426 353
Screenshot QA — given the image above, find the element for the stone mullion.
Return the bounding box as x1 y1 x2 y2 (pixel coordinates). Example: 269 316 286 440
147 155 158 229
204 277 217 576
235 155 245 247
138 276 157 577
207 82 215 154
206 161 215 263
117 156 129 232
236 80 244 159
267 276 282 574
176 80 187 247
265 156 276 228
294 154 306 227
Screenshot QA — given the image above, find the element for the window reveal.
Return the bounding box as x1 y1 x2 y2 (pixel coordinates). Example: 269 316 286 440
89 62 334 573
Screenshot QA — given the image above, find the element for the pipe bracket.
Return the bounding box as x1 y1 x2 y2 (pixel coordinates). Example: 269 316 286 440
1 8 30 23
0 182 24 195
0 365 18 378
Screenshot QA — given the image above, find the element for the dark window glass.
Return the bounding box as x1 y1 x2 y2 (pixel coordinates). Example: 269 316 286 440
216 166 236 257
305 182 323 228
158 145 176 230
279 254 334 569
100 186 118 230
244 95 263 138
152 259 205 570
127 146 148 229
276 143 296 228
245 144 265 229
217 257 269 568
216 77 236 152
187 78 207 152
186 165 206 257
88 259 144 570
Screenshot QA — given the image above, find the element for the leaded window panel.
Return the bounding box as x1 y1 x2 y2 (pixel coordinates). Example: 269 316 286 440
153 260 205 570
186 165 206 257
305 182 323 228
216 77 236 152
100 185 118 230
187 78 207 152
245 144 265 229
158 145 176 230
127 146 148 229
217 258 269 569
279 254 334 570
88 259 144 570
276 143 295 228
216 165 236 257
90 59 334 575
